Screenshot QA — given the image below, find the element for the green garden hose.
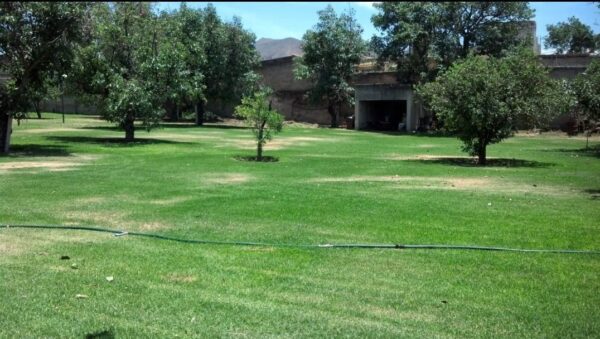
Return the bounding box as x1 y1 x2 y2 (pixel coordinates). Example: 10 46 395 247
3 223 600 255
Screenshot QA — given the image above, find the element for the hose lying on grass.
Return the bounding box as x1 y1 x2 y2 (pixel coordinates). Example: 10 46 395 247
3 224 600 255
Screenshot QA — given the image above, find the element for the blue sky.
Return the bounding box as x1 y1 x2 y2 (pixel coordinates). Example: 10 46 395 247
156 2 600 54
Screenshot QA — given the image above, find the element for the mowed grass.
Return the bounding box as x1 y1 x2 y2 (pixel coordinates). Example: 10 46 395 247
1 113 599 337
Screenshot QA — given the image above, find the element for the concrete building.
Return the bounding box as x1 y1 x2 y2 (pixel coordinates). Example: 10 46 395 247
259 20 547 132
258 53 600 132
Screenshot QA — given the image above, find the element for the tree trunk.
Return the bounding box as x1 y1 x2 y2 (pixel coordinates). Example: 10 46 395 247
0 112 12 155
195 101 205 126
167 100 178 121
257 140 263 161
477 141 487 166
34 101 42 119
256 122 265 161
328 104 338 128
124 117 135 141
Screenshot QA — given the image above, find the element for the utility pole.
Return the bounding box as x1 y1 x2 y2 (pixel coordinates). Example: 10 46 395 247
61 74 68 123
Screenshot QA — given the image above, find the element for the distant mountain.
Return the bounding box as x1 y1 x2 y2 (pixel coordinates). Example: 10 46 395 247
255 37 303 61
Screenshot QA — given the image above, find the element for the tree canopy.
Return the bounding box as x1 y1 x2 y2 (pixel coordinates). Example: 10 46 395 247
0 2 89 154
70 2 164 141
371 2 534 83
294 5 367 128
417 49 569 165
545 17 598 55
572 59 600 146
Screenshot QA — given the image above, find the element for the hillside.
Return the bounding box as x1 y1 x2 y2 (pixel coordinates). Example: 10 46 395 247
255 37 303 61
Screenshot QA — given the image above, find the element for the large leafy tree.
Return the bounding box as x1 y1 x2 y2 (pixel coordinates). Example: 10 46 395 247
545 17 597 55
220 16 261 112
174 4 258 126
417 49 570 165
170 3 206 124
71 2 163 141
294 5 367 128
0 2 88 154
147 8 203 123
572 59 600 147
371 2 534 84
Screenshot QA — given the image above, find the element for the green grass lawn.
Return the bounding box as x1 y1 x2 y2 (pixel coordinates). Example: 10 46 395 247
1 113 599 337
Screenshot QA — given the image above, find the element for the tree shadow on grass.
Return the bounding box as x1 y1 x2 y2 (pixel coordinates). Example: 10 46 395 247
154 122 249 130
359 129 453 138
233 155 279 162
5 144 72 157
46 136 190 147
406 157 554 168
548 144 600 159
583 189 600 200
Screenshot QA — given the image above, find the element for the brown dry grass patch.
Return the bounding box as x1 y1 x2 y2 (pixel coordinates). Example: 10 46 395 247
63 210 128 228
225 136 337 150
164 273 198 283
138 221 170 231
0 228 107 258
20 127 80 134
0 154 100 173
309 175 569 196
204 173 253 185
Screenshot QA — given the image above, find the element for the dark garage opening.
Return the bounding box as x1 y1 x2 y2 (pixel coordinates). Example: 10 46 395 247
362 100 407 131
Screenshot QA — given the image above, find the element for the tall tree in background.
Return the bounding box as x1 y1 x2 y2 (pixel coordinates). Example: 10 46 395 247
173 3 206 124
148 7 203 123
573 59 600 147
197 6 259 125
295 6 367 128
71 2 163 141
196 4 226 126
0 2 88 154
545 17 597 54
220 16 261 114
371 2 533 84
417 49 570 165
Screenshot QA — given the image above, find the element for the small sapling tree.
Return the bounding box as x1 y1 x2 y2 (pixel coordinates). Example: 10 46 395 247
417 49 569 165
235 88 283 161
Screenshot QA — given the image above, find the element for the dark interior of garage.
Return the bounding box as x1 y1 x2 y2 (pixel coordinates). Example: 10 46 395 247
363 100 407 131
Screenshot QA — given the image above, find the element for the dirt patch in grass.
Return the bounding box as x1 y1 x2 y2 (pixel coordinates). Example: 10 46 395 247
19 127 80 134
411 144 439 148
226 136 338 150
74 196 109 205
138 221 170 231
309 175 491 187
0 229 107 258
309 175 569 196
164 273 198 283
0 154 100 173
145 133 223 141
63 210 128 228
205 173 253 185
147 196 191 205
